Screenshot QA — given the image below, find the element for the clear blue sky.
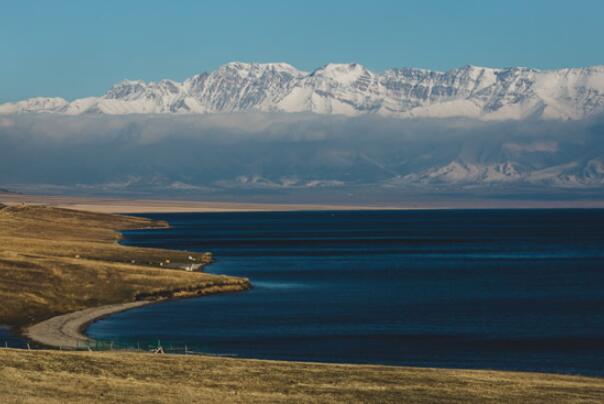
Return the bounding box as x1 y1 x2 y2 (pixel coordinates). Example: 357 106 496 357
2 0 604 102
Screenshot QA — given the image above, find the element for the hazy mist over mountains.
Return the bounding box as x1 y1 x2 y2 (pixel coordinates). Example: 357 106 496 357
2 109 604 204
2 62 604 204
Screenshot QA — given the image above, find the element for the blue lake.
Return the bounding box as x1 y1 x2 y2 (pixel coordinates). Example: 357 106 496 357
88 209 604 375
0 326 28 349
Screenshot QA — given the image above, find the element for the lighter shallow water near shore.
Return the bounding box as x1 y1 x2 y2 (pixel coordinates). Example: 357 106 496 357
88 210 604 375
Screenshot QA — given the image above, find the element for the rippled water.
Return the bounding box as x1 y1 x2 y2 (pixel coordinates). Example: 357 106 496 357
88 209 604 375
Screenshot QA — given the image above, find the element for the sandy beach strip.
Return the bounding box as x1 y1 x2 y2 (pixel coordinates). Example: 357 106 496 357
25 301 151 349
0 193 393 213
4 192 604 213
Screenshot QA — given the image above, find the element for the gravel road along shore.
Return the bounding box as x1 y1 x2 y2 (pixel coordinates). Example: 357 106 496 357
26 301 150 349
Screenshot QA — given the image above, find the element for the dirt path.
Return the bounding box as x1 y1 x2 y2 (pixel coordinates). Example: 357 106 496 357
26 301 151 349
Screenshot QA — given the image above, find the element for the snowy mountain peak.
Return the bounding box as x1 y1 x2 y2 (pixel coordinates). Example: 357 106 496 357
105 80 148 99
323 62 363 69
218 62 305 78
3 62 604 120
457 64 497 72
313 63 368 77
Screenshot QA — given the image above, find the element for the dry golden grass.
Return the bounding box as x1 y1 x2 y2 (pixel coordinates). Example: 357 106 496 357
0 349 603 403
0 205 249 328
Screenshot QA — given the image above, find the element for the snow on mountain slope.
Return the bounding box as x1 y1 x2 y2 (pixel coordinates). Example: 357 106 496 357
2 63 604 120
0 97 68 114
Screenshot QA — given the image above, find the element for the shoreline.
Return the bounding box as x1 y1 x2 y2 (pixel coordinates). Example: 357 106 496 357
2 349 602 403
25 298 604 379
25 301 151 349
0 204 251 349
5 193 604 214
25 280 253 349
0 193 403 213
24 216 250 349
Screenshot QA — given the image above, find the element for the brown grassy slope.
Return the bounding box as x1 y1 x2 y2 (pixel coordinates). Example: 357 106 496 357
0 205 249 327
0 349 603 403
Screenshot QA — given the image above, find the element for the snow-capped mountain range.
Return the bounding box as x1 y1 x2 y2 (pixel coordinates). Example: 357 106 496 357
2 62 604 120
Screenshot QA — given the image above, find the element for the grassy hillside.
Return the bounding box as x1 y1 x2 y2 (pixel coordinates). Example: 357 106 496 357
1 349 603 403
0 205 249 327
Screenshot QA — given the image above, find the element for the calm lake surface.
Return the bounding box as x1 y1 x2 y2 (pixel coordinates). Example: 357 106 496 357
0 326 28 349
88 210 604 375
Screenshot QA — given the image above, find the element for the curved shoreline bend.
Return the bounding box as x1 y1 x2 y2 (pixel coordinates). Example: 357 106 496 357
26 301 151 349
25 279 252 349
11 204 251 349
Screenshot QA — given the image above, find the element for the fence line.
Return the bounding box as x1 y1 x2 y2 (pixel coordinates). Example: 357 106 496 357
2 338 236 357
